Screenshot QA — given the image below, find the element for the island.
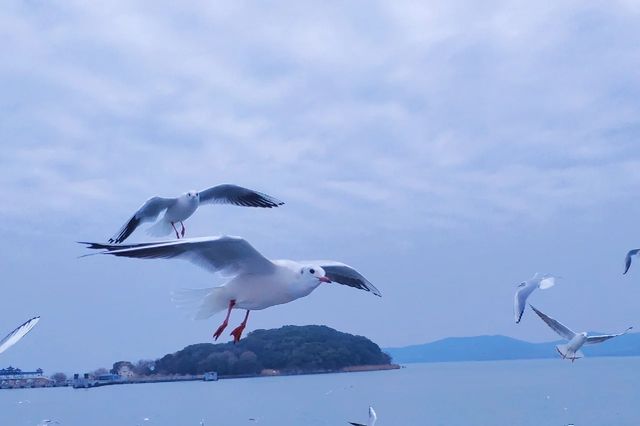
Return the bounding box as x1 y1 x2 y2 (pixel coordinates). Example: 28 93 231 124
65 325 397 388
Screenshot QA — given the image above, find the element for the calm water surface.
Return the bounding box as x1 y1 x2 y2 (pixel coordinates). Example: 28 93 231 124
1 357 639 426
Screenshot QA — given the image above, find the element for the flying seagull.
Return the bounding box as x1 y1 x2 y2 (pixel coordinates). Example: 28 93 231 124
108 184 284 244
623 249 640 274
529 305 632 362
80 236 380 342
514 273 558 323
0 316 40 355
349 406 377 426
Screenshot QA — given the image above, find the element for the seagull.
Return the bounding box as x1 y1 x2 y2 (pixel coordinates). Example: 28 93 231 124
108 184 284 244
0 317 40 355
349 406 377 426
623 249 640 274
80 236 380 342
529 305 632 362
514 273 558 323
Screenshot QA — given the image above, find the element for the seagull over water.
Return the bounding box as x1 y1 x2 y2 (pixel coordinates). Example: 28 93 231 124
623 249 640 275
0 317 40 355
530 305 632 362
349 406 377 426
80 236 380 342
514 273 558 323
108 184 284 243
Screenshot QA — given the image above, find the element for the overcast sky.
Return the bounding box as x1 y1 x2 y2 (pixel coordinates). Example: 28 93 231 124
2 0 640 373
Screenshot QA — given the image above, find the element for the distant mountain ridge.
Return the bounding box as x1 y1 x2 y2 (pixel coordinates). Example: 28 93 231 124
384 332 640 364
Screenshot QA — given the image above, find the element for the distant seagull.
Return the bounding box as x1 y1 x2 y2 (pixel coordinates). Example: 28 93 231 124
349 406 377 426
38 421 60 425
514 273 558 323
108 184 284 244
0 317 40 355
80 236 380 342
530 305 632 362
623 249 640 274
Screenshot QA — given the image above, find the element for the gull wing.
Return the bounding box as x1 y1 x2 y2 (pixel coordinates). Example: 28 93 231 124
304 261 381 297
529 305 576 340
0 317 40 354
198 184 284 208
80 236 275 276
624 249 640 275
586 327 633 345
109 196 176 244
514 281 536 323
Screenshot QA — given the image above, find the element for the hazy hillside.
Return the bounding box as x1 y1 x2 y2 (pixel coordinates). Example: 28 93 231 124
385 333 640 363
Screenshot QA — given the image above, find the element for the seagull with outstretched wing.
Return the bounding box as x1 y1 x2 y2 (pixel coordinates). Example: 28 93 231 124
530 305 632 362
349 406 377 426
624 249 640 275
80 236 380 342
513 273 558 323
108 184 284 243
0 317 40 355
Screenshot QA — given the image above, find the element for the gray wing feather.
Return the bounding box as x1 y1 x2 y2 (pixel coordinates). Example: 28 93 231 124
81 236 275 276
109 197 175 243
586 327 633 345
198 184 284 208
529 305 576 340
306 261 381 296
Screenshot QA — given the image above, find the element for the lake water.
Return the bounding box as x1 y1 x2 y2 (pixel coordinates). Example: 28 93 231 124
1 357 639 425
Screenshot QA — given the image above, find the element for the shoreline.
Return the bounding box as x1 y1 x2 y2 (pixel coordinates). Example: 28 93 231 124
0 364 400 390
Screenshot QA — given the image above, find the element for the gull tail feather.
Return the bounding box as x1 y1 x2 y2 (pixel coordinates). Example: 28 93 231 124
171 287 229 320
147 219 174 237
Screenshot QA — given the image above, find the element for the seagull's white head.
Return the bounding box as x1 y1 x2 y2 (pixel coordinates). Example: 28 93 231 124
300 266 331 284
184 190 200 201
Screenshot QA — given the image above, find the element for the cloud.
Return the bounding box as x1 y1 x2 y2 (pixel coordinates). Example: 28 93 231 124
1 0 640 238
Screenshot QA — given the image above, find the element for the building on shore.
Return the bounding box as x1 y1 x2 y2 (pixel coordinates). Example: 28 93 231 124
0 366 52 389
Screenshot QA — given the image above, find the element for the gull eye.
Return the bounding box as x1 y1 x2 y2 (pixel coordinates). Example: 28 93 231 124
310 268 315 274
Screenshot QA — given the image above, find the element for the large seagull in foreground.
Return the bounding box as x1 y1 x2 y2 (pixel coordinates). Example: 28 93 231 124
0 317 40 355
81 236 381 342
530 305 632 362
108 184 284 243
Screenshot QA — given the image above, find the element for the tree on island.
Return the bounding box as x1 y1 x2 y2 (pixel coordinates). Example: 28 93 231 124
111 361 136 376
50 372 67 384
91 368 109 378
151 325 391 376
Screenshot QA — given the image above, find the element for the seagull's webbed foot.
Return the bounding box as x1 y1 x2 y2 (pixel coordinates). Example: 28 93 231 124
230 310 250 343
213 300 237 341
230 324 246 343
213 320 229 341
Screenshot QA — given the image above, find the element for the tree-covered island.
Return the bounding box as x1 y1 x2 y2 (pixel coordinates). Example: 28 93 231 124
121 325 394 377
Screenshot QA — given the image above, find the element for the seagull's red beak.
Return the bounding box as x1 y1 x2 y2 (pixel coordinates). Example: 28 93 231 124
318 276 331 283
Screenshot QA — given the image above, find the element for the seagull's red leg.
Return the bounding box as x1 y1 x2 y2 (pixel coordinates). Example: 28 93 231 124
171 222 180 239
180 221 186 238
230 310 250 343
213 300 236 340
